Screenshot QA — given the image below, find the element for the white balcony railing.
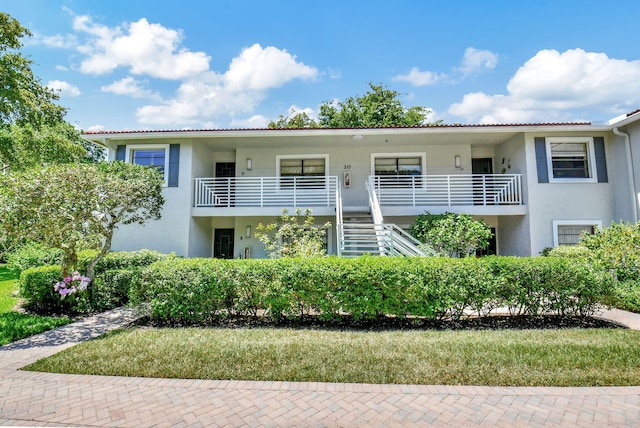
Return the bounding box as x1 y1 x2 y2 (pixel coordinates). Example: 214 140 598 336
194 176 339 208
369 174 523 207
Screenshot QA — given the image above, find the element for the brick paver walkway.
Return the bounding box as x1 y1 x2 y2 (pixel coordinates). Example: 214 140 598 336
1 306 639 427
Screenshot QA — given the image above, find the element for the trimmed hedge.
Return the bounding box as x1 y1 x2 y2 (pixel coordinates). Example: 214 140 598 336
18 265 64 313
133 256 615 323
8 243 64 273
18 250 170 314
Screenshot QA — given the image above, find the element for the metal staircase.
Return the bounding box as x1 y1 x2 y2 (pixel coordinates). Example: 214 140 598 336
335 180 436 257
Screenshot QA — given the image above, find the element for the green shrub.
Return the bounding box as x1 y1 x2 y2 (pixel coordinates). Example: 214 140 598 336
8 243 63 273
17 250 171 315
77 249 168 276
546 245 592 259
134 258 233 323
19 265 64 313
91 269 138 312
579 221 640 281
133 256 613 324
611 281 640 313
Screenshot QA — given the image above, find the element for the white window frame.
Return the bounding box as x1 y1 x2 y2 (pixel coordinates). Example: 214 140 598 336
276 154 329 190
546 137 597 183
125 144 170 186
552 220 602 247
371 152 426 176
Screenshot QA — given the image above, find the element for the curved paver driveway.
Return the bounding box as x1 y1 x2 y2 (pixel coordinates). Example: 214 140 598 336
1 306 639 427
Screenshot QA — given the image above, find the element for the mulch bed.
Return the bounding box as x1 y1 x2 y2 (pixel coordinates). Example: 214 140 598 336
138 313 625 331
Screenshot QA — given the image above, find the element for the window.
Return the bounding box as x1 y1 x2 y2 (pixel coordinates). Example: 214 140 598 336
374 157 422 176
277 154 328 188
280 158 325 177
546 137 596 182
118 143 179 187
371 153 425 188
132 149 166 176
553 220 602 246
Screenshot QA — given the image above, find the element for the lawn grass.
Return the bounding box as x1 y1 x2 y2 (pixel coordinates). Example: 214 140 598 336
0 264 73 346
24 326 640 386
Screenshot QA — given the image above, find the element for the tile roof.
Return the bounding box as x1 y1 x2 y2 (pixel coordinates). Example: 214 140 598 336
83 122 593 135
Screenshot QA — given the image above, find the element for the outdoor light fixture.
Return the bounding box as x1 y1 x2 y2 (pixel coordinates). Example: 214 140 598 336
245 225 252 239
454 155 461 168
246 158 252 170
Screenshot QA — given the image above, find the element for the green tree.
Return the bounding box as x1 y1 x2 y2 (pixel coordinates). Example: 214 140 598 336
0 13 99 172
0 13 66 129
256 208 331 258
0 162 165 278
0 122 99 173
269 82 440 129
268 111 319 129
319 82 435 128
410 212 493 257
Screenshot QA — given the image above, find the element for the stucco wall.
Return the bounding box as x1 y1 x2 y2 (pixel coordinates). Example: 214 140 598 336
524 132 616 255
110 140 193 256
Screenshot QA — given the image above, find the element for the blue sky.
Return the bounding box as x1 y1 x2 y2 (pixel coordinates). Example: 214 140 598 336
4 0 640 131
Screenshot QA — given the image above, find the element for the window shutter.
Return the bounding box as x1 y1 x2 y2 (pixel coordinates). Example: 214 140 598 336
115 145 126 161
593 137 608 183
534 137 548 183
168 144 180 187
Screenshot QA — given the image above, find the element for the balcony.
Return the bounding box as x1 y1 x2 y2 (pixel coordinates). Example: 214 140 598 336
192 174 526 217
369 174 526 216
193 176 339 216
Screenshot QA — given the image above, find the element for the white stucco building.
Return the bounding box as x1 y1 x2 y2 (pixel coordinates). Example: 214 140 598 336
82 110 640 259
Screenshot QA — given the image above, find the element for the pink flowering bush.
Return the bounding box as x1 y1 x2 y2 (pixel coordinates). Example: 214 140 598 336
54 272 91 299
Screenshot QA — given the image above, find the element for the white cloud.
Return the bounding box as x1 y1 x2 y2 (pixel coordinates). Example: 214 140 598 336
393 67 446 86
393 47 498 87
223 44 318 91
73 15 210 79
46 80 81 97
55 65 69 71
101 76 162 101
136 45 319 127
457 48 498 76
230 115 270 128
85 124 106 132
48 11 319 128
287 105 316 118
29 31 78 49
448 48 640 123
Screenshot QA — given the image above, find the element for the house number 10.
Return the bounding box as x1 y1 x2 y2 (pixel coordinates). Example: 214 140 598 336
344 165 351 169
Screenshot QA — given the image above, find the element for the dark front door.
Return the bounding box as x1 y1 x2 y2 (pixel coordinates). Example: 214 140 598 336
472 158 494 205
214 228 234 259
215 162 236 207
472 158 493 175
215 162 236 178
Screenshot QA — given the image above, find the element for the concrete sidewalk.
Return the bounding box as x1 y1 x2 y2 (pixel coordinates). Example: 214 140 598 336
1 306 639 427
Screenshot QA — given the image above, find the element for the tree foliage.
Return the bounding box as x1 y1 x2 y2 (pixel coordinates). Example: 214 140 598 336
410 212 493 257
0 13 101 172
578 221 640 282
0 13 66 129
0 122 100 173
268 111 319 129
0 162 165 278
268 82 439 129
256 208 331 258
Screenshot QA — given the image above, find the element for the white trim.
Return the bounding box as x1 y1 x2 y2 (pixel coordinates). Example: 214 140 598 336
370 152 426 176
546 137 597 183
552 220 602 247
124 144 170 186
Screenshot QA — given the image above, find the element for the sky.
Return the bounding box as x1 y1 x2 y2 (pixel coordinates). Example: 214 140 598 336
3 0 640 131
